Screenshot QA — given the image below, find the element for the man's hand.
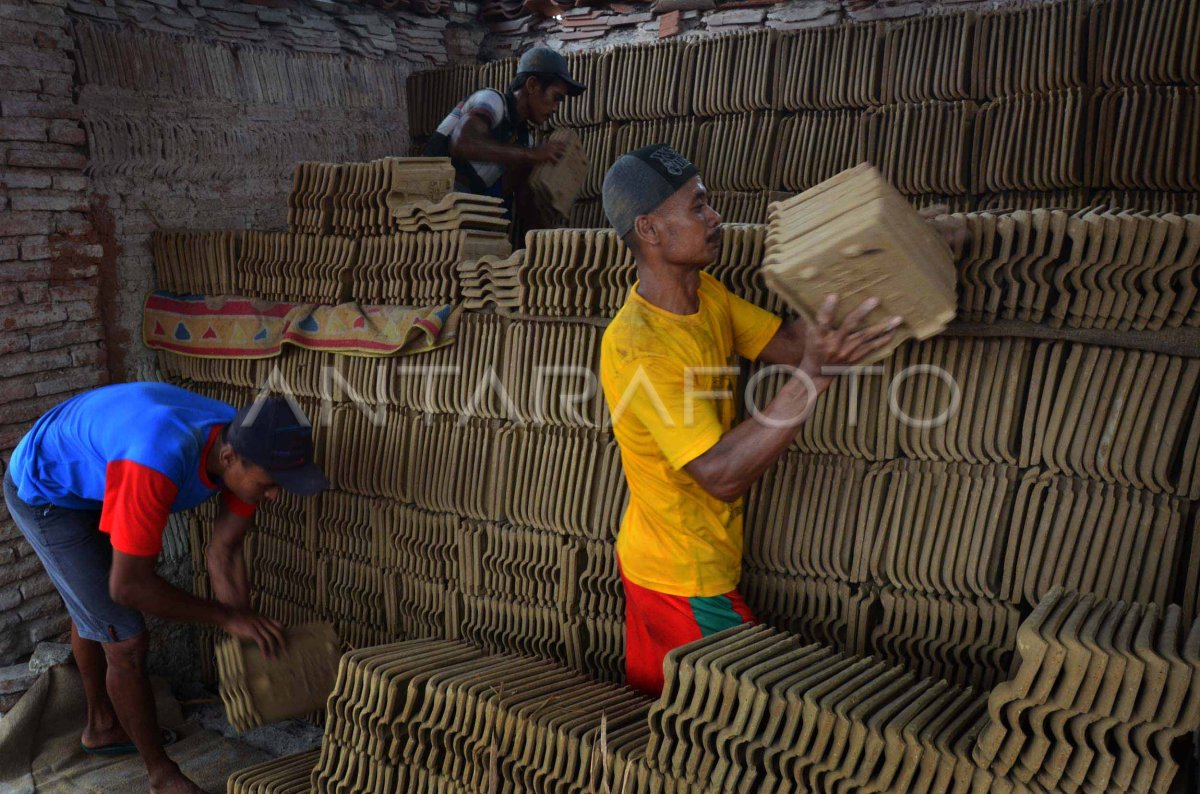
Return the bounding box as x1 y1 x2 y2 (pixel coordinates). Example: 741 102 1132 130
529 139 568 165
800 295 901 379
222 608 286 659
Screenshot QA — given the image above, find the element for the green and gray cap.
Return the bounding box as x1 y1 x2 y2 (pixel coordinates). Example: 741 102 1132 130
516 47 586 97
602 144 700 238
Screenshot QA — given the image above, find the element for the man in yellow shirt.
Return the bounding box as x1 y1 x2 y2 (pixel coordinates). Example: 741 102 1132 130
599 145 901 694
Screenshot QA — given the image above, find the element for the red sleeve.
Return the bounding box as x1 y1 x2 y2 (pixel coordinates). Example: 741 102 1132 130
222 490 257 518
99 460 178 557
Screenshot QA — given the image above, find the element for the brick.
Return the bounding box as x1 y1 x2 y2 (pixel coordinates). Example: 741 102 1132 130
0 372 38 403
0 19 53 47
35 366 105 397
0 3 66 26
0 589 21 614
48 283 97 303
0 118 47 142
6 148 87 170
19 236 48 260
0 98 81 120
0 284 18 304
68 341 104 367
18 593 65 622
39 74 73 97
10 191 87 212
0 303 68 332
52 240 101 259
28 641 72 672
0 168 53 189
0 546 13 565
19 282 47 303
0 347 71 377
0 553 41 588
52 212 91 235
27 319 102 352
19 572 57 601
51 174 88 192
0 242 16 260
63 299 95 321
0 330 29 355
26 612 71 646
0 45 71 73
9 538 32 559
0 211 50 237
659 9 682 37
47 120 85 146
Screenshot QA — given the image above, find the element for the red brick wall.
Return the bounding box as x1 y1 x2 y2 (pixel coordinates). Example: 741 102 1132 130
0 0 105 662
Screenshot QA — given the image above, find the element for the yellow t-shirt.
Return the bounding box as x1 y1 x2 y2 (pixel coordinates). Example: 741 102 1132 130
600 271 782 597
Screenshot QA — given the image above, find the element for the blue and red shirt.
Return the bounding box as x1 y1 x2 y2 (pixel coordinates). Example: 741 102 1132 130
8 383 256 556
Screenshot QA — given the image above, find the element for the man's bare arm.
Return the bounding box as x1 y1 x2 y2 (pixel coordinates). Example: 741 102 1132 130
449 115 565 167
685 296 899 502
206 503 252 610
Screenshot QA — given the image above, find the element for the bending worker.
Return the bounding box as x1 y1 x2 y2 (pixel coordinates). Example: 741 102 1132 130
599 145 904 695
423 47 586 217
3 384 328 794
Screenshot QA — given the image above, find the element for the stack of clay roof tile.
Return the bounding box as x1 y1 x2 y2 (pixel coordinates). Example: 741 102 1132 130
870 588 1020 690
707 224 785 313
502 319 607 428
1091 87 1200 191
528 128 590 222
975 89 1086 192
881 13 975 104
973 587 1200 794
156 353 260 391
235 232 356 304
861 100 978 195
499 425 627 541
978 189 1092 211
1021 341 1200 496
1004 472 1188 607
580 538 625 683
956 209 1200 328
694 112 780 192
554 49 612 128
973 0 1087 98
740 570 873 656
387 192 509 234
151 231 240 295
403 414 503 521
857 460 1019 600
691 30 777 116
457 250 525 311
227 750 320 794
773 22 883 110
216 622 340 732
569 198 607 229
743 453 866 582
1088 0 1200 89
286 157 458 238
775 111 865 192
1098 190 1200 215
310 639 651 794
611 119 698 167
606 38 696 121
373 502 458 582
645 623 995 794
406 63 479 140
707 191 777 226
353 228 511 304
889 336 1032 465
761 164 957 364
385 312 509 416
515 228 635 316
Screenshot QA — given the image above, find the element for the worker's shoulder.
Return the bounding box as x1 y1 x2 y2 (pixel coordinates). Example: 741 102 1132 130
601 301 675 367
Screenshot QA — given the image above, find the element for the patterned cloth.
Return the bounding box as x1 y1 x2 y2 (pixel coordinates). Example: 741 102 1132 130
142 291 460 359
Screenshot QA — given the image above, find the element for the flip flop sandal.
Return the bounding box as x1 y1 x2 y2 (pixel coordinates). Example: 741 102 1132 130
81 727 178 757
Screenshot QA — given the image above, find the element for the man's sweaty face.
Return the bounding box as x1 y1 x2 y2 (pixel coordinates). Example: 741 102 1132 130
656 177 723 266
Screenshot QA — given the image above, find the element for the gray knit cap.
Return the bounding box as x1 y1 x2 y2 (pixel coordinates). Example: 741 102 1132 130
601 144 700 238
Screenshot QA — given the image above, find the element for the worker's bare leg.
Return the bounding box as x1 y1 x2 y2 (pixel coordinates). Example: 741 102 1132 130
103 634 202 793
73 621 130 749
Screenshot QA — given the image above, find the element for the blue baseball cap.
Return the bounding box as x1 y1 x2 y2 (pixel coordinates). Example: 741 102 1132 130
516 47 586 97
602 144 700 238
227 396 328 496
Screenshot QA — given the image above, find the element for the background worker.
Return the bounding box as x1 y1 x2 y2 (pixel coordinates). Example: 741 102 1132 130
598 144 909 695
3 385 328 794
423 47 586 230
